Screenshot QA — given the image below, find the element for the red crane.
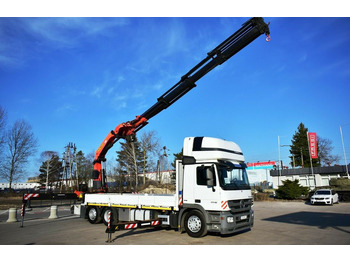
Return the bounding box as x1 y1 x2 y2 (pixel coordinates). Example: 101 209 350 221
91 17 270 193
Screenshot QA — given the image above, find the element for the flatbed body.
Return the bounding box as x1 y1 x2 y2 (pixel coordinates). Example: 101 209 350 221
84 193 179 211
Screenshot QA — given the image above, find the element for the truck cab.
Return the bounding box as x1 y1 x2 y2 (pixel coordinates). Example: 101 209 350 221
178 137 254 237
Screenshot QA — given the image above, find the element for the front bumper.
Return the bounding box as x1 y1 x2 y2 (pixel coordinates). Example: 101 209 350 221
207 209 254 235
311 198 332 205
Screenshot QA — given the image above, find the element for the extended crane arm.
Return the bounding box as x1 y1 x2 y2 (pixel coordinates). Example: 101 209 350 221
92 17 270 192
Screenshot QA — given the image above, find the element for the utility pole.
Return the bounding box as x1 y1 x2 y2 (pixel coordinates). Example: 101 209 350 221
278 136 281 187
46 159 49 193
74 143 78 189
340 125 349 179
61 142 78 192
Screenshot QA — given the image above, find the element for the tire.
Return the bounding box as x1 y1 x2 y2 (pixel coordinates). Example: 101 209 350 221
184 210 207 238
87 206 102 224
102 208 112 226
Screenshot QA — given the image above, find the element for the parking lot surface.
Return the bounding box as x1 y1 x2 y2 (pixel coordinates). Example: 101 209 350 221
0 201 349 245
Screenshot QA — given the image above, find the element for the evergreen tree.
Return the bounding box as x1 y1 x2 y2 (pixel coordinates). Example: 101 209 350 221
76 150 92 185
172 149 183 169
275 179 309 200
289 123 319 168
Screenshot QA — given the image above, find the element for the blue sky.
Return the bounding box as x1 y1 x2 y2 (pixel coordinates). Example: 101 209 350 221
1 17 350 180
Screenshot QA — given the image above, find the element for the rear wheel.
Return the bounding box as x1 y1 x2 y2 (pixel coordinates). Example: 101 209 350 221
102 208 112 226
184 210 207 238
87 206 102 224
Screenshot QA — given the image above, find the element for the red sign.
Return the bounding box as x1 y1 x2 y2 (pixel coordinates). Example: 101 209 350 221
247 161 276 168
308 132 318 159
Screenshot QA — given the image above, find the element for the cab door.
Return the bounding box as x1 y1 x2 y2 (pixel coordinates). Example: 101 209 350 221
193 164 221 211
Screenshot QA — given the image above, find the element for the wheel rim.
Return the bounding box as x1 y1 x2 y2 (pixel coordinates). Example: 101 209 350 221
104 210 111 222
88 208 97 220
187 215 202 233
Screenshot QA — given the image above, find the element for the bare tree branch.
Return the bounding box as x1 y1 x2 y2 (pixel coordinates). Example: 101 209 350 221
0 119 38 190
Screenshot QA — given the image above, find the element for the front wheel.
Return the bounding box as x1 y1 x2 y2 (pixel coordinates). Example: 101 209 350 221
184 210 207 238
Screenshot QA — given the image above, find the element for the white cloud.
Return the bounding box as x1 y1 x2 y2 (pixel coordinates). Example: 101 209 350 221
0 17 129 68
21 17 129 47
55 103 76 116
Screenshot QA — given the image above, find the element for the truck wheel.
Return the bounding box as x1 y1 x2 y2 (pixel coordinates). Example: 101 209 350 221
102 208 112 226
87 206 102 224
184 210 207 238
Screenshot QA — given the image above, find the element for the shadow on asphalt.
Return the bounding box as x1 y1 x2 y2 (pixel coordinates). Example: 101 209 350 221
110 226 165 242
18 215 80 228
262 212 350 233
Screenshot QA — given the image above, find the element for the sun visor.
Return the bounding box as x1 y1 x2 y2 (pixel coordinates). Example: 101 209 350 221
183 137 245 162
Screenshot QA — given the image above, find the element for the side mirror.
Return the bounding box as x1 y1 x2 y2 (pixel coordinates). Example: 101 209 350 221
206 165 215 187
182 155 196 165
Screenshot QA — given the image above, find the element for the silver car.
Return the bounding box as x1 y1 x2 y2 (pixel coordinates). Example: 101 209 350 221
311 189 339 205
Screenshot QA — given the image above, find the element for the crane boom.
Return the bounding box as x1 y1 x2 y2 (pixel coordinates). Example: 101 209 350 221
92 17 270 192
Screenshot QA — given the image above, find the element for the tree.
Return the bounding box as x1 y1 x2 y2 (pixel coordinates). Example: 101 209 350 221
0 106 6 151
275 179 309 200
0 106 7 169
76 150 93 185
0 120 38 190
289 122 340 167
317 136 340 166
116 136 143 190
171 149 183 169
289 123 319 168
38 152 62 190
139 131 161 184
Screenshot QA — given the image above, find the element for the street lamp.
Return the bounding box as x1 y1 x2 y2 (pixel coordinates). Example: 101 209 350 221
278 135 295 187
281 144 294 168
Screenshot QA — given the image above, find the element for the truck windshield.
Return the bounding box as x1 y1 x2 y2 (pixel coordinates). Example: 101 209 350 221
217 163 250 190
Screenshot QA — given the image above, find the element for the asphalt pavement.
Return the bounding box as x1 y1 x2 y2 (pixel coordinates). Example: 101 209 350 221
0 201 349 245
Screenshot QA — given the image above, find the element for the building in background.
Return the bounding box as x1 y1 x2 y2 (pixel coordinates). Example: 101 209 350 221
247 161 275 188
0 182 41 191
270 164 350 189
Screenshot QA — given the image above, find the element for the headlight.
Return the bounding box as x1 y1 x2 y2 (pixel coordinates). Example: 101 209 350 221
227 217 234 223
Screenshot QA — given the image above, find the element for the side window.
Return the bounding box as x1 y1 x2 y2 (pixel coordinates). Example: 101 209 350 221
196 165 216 186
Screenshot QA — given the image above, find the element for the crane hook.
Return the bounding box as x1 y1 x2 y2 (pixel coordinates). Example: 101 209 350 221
266 33 271 42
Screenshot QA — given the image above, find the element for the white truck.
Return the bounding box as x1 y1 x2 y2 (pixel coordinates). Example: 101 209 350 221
80 136 253 237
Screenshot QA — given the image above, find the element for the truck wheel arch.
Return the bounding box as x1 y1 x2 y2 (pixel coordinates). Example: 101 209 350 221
179 205 209 233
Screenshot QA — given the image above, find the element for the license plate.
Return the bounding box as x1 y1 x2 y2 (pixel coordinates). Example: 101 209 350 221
240 215 247 220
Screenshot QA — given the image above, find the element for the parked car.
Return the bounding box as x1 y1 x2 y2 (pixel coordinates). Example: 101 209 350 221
311 189 339 205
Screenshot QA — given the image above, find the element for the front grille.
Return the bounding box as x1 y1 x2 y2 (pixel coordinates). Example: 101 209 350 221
228 199 252 215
